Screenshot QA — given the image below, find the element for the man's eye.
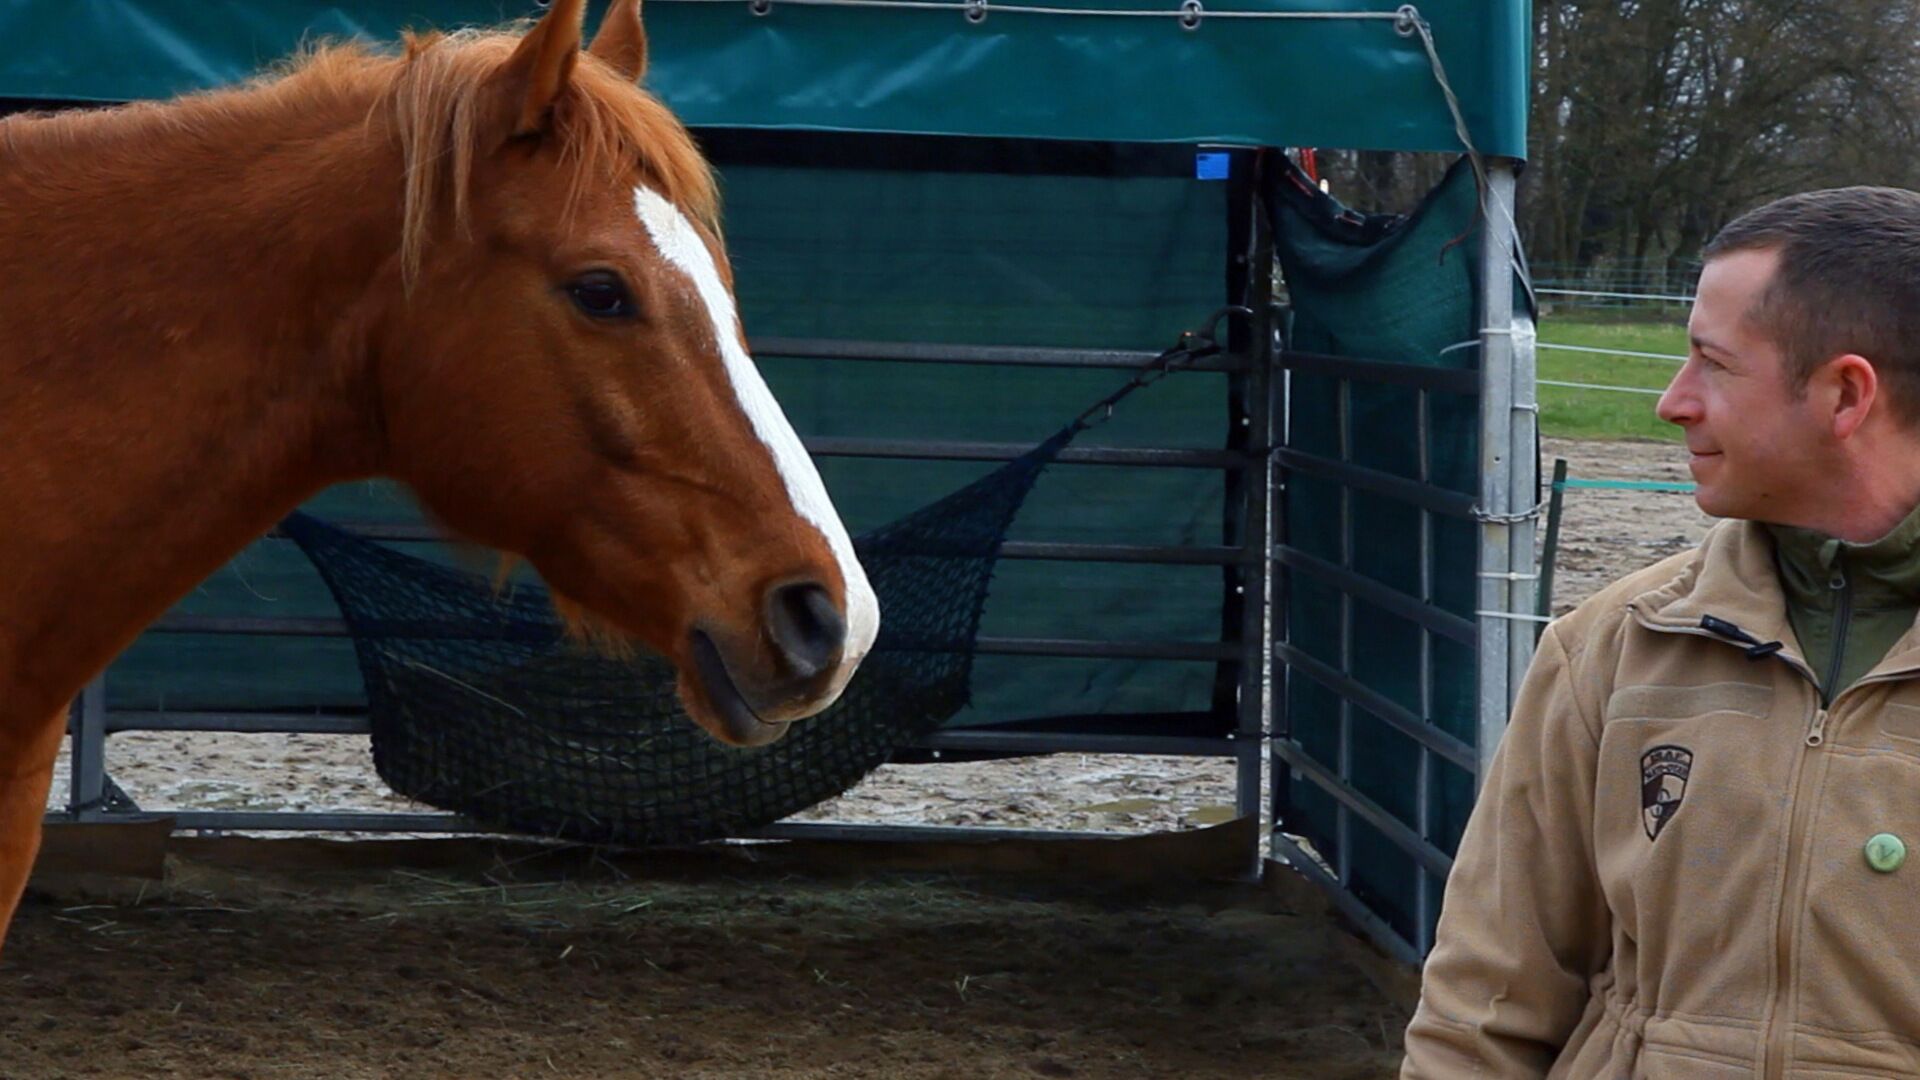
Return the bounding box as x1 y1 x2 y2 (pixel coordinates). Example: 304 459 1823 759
566 272 636 319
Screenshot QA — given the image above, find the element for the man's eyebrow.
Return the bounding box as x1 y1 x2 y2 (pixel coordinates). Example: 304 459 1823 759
1691 334 1731 357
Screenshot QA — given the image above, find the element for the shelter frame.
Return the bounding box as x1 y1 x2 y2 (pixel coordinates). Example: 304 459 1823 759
21 0 1536 965
1266 159 1536 964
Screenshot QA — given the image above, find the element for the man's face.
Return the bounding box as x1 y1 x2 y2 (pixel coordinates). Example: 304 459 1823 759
1656 248 1832 523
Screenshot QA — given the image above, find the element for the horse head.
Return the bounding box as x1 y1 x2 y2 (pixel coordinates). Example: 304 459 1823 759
370 0 877 746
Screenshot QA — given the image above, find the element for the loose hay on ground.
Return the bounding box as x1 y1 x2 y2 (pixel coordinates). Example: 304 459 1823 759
6 854 1407 1079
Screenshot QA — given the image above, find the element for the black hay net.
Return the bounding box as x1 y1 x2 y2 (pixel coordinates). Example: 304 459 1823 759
280 425 1079 846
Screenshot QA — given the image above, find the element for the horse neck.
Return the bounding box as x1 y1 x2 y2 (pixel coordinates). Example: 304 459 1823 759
0 80 407 722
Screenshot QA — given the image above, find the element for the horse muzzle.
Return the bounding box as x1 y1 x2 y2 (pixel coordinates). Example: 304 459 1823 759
684 586 854 747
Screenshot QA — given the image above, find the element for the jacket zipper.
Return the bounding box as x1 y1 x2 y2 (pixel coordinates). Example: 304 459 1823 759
1765 561 1853 1075
1763 701 1825 1080
1821 559 1852 707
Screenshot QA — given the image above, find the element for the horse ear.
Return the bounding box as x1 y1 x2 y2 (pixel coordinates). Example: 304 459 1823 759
588 0 648 83
497 0 588 137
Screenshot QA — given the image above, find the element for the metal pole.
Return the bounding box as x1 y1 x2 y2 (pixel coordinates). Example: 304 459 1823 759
1268 319 1293 860
1415 387 1436 955
1335 378 1353 884
68 675 107 819
1508 305 1542 670
1234 167 1275 859
1474 160 1525 789
1538 457 1569 626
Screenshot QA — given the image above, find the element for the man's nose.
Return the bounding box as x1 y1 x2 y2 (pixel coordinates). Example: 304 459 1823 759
1656 366 1697 426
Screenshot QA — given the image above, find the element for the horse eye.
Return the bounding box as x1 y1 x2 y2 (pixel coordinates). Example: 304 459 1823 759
566 273 635 320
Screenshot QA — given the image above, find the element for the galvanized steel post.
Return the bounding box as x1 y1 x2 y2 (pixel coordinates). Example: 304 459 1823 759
1473 160 1535 789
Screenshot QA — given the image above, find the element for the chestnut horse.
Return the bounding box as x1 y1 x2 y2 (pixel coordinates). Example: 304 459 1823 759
0 0 878 949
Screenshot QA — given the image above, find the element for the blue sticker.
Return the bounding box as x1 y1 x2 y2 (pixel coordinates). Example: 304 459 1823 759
1194 152 1231 181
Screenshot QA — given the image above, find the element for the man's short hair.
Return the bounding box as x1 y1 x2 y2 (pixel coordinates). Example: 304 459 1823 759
1704 186 1920 421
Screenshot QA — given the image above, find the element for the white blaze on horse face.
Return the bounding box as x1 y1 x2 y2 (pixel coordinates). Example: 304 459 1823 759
632 186 880 686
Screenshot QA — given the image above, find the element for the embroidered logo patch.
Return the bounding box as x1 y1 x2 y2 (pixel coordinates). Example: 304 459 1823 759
1641 745 1692 841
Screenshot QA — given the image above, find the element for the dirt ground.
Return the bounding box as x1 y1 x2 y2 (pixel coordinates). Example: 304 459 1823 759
1538 436 1715 616
9 437 1707 1080
7 843 1406 1080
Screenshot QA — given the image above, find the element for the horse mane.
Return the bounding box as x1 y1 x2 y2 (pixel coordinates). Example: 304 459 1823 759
0 25 719 285
378 27 721 281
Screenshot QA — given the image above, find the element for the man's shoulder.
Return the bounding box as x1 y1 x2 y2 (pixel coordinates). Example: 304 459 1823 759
1548 521 1735 649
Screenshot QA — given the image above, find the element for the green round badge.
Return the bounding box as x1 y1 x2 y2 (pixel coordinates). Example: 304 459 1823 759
1866 833 1907 873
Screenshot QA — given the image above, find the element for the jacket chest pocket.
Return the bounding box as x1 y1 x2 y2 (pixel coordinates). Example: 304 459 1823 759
1606 682 1773 723
1874 701 1920 752
1602 683 1782 852
1596 680 1787 1017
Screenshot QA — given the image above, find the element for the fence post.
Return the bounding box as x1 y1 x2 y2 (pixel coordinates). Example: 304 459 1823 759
68 674 108 820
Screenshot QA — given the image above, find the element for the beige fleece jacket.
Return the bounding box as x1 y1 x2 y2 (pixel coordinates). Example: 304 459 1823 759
1403 519 1920 1078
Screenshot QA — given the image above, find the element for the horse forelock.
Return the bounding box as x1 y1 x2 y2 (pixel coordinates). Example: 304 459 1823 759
368 27 721 283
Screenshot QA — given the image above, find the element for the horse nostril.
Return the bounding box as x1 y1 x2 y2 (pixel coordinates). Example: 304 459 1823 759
764 582 845 680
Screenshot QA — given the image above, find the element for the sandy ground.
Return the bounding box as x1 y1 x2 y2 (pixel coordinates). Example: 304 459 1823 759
1538 436 1715 616
11 437 1706 1079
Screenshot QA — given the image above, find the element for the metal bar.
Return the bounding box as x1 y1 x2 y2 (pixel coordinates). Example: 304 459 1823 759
1235 417 1271 828
1272 448 1477 520
1335 377 1354 887
1279 350 1480 396
1268 320 1294 867
743 822 1145 844
91 810 1159 848
1268 836 1421 968
154 811 484 832
1533 286 1694 304
1272 642 1477 772
1507 306 1542 685
68 676 107 818
142 617 1239 662
1539 457 1569 623
806 437 1244 470
1272 740 1453 880
266 521 437 542
99 708 1239 758
257 525 1248 567
1475 162 1522 790
750 336 1247 373
1000 541 1249 566
915 729 1238 757
1416 731 1434 954
1270 546 1476 647
147 616 348 635
972 637 1239 661
1227 154 1272 862
106 711 373 735
1416 386 1437 955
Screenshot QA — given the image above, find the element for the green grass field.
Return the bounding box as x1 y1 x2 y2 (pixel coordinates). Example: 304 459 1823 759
1536 313 1689 441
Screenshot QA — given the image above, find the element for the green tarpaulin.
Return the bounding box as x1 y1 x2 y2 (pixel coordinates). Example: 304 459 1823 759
105 142 1239 733
0 0 1527 158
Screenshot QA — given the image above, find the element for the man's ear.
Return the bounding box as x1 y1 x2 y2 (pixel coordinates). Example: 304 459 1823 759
495 0 588 138
1828 354 1880 441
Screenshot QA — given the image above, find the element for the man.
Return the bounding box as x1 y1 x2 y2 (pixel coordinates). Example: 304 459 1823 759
1402 187 1920 1077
